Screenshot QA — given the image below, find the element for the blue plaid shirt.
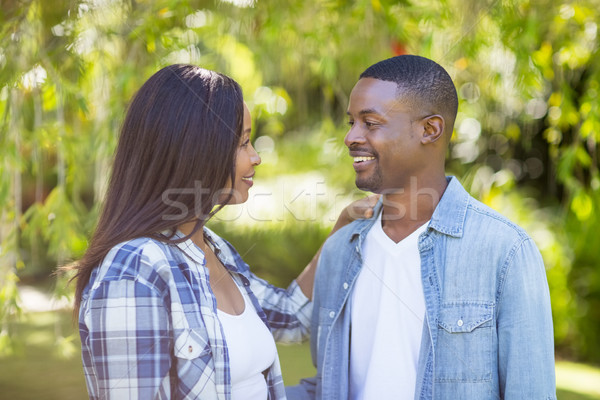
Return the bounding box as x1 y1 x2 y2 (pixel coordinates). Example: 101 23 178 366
79 228 312 399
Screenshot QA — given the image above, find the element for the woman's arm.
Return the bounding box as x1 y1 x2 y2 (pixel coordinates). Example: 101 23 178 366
80 278 172 399
229 195 378 343
296 194 378 298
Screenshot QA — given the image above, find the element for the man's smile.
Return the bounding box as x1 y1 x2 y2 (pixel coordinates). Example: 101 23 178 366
349 150 377 171
353 156 376 163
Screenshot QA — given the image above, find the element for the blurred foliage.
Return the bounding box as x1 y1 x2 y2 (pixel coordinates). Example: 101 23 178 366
1 0 600 363
207 220 331 288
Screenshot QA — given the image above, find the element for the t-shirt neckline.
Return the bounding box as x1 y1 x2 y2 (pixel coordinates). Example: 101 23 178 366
371 210 429 251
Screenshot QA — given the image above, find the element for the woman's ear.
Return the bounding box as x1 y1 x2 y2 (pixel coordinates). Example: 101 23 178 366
421 115 445 144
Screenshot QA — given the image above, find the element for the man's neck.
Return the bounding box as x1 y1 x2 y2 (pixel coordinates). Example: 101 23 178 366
380 176 447 243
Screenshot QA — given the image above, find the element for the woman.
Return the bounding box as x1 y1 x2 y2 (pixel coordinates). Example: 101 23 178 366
72 64 369 400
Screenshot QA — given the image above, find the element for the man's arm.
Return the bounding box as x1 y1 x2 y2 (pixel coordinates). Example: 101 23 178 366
497 237 556 399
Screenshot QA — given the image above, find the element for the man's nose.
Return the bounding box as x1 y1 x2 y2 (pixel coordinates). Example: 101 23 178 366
344 125 366 148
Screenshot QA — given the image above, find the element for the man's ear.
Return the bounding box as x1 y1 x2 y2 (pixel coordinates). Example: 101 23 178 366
420 115 445 144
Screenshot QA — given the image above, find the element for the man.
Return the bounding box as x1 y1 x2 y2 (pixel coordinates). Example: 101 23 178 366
287 55 556 399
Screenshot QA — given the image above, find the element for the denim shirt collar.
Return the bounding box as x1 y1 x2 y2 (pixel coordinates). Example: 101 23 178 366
428 176 469 238
349 176 469 242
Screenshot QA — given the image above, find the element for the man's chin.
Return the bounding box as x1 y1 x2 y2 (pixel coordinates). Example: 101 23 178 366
355 179 380 193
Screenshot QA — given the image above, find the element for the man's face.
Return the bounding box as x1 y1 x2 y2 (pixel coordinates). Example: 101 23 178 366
345 78 426 193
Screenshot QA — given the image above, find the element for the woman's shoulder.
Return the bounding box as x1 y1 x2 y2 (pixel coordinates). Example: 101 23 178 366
106 236 174 263
96 237 183 284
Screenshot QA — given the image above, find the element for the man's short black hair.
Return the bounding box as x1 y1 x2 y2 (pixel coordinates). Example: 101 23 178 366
360 55 458 136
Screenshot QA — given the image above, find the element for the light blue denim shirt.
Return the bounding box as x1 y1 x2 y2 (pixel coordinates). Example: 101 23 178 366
287 177 556 400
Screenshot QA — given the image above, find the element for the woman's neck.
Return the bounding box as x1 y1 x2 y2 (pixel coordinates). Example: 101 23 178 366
177 220 205 249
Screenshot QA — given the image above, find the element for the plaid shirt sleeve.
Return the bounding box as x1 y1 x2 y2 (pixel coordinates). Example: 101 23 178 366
248 275 312 343
79 242 174 400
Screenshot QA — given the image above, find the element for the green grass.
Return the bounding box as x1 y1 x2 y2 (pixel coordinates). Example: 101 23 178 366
277 341 316 385
1 310 598 399
556 361 600 400
0 311 88 400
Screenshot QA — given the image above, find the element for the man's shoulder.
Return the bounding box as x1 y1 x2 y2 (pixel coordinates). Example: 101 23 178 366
464 195 530 241
440 177 529 242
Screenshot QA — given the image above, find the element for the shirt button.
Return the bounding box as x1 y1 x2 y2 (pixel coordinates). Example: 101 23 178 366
329 311 335 318
188 345 193 353
343 282 349 290
457 319 463 327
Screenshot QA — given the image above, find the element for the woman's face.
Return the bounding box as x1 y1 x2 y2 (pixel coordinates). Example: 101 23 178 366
223 103 261 205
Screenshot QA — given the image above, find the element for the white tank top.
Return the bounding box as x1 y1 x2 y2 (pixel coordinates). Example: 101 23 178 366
217 281 277 400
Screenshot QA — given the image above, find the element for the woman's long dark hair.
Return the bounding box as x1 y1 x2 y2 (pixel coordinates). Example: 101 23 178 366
70 64 244 311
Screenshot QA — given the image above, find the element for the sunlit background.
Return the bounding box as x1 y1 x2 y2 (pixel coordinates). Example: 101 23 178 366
1 0 599 398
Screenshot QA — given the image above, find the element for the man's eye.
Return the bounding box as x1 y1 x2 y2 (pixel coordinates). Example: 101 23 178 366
365 121 377 127
347 120 354 126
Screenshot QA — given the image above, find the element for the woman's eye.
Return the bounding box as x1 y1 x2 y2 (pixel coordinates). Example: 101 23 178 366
241 139 250 147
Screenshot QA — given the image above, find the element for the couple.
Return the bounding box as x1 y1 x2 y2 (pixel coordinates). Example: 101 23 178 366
72 55 556 399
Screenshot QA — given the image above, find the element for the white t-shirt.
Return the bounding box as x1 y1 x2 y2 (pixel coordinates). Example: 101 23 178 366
217 280 277 400
349 211 429 400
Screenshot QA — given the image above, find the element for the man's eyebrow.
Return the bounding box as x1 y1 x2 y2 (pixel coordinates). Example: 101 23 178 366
359 108 382 116
346 108 383 117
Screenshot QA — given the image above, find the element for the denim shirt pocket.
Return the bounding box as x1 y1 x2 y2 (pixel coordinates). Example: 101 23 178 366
435 303 494 382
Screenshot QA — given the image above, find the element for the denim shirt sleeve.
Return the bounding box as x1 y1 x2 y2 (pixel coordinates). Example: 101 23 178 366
497 237 556 399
